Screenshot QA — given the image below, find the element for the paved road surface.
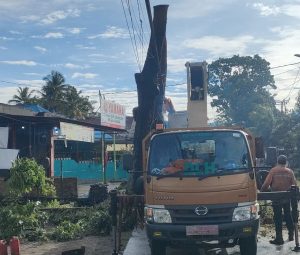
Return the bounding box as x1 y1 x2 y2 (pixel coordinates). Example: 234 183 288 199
123 228 298 255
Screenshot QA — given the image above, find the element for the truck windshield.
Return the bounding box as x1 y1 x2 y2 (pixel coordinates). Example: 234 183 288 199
148 131 251 177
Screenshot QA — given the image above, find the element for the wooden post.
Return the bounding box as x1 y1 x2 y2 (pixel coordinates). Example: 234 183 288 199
113 132 117 180
101 132 106 184
50 136 55 177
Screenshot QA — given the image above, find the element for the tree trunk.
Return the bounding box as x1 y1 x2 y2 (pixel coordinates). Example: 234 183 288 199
132 5 168 186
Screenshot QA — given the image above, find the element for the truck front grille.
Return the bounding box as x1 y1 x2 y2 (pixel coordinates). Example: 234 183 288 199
166 204 235 225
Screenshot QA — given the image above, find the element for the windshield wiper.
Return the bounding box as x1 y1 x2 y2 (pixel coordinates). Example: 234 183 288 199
156 171 184 180
157 168 250 181
198 172 222 181
197 168 247 180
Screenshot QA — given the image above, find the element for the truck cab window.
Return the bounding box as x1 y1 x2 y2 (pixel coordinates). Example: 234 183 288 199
148 131 250 177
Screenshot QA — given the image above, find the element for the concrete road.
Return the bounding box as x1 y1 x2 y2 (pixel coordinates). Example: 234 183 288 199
123 228 299 255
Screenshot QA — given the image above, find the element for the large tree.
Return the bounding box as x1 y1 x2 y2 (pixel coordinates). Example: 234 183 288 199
61 86 94 119
275 94 300 169
41 71 67 112
209 55 277 126
8 87 37 104
40 71 94 119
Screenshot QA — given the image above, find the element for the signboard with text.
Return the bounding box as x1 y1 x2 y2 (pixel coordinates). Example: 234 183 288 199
100 99 126 129
60 122 94 143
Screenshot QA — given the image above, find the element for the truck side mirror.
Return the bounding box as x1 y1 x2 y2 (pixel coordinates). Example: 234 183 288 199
266 147 277 167
256 170 269 190
255 137 264 158
122 154 134 171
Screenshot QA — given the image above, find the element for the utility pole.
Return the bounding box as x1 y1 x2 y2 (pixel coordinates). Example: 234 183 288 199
275 99 289 113
132 4 168 191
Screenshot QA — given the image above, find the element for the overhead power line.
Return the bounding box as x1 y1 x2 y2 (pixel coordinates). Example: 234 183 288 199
270 61 300 70
121 0 142 71
120 0 151 72
283 67 300 100
0 80 38 86
273 66 300 76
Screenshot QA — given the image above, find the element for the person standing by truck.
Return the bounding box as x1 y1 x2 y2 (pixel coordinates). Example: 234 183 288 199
260 155 297 245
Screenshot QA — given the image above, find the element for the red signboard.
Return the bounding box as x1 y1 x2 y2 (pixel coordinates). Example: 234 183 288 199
100 99 126 129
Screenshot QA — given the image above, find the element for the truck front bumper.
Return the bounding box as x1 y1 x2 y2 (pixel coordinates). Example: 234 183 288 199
146 218 259 247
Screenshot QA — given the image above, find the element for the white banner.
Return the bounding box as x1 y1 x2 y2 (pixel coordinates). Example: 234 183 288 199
0 149 19 169
100 99 126 129
60 122 94 143
0 127 9 148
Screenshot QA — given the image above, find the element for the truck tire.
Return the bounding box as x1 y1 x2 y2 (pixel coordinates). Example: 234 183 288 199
239 236 257 255
150 240 166 255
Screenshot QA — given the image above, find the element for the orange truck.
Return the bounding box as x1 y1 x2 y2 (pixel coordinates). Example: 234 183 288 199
143 127 260 255
142 62 260 255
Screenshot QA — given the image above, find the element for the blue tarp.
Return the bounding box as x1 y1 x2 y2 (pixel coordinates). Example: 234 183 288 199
94 131 112 141
21 104 50 113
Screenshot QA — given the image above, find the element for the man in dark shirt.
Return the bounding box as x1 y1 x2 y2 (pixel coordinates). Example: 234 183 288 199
261 155 297 245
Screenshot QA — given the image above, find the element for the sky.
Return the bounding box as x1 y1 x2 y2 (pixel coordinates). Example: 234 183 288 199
0 0 300 120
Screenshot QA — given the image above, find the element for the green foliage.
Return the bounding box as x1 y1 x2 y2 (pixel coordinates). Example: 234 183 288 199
9 71 94 119
0 200 113 242
209 55 277 127
44 200 77 209
8 86 38 104
25 228 48 242
59 85 94 119
40 71 94 119
85 211 111 235
8 158 56 197
50 205 111 241
47 208 91 225
52 220 85 241
47 205 111 236
41 70 66 113
0 202 46 241
248 104 276 144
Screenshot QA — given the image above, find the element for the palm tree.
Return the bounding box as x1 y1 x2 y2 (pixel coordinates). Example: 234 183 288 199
41 71 66 112
8 87 37 104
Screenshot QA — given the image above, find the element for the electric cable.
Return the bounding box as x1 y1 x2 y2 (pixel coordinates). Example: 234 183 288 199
272 67 300 77
270 61 300 70
121 0 142 71
126 0 141 68
136 0 145 62
283 67 300 100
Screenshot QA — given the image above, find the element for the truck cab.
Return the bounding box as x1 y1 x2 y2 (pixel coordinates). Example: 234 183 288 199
144 127 259 255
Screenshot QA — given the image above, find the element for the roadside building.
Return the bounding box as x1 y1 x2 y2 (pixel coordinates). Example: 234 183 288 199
0 103 131 185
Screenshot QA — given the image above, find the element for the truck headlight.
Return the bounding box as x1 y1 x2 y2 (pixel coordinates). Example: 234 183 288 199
144 207 172 223
153 209 172 223
232 203 259 222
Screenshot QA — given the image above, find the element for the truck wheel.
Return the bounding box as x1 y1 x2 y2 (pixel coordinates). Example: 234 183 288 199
150 240 166 255
239 236 257 255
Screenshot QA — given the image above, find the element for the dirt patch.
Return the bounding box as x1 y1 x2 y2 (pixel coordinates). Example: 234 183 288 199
21 232 131 255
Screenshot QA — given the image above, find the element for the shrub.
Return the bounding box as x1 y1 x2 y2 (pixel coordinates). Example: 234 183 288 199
85 210 111 235
52 220 85 241
8 158 56 197
0 201 47 241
